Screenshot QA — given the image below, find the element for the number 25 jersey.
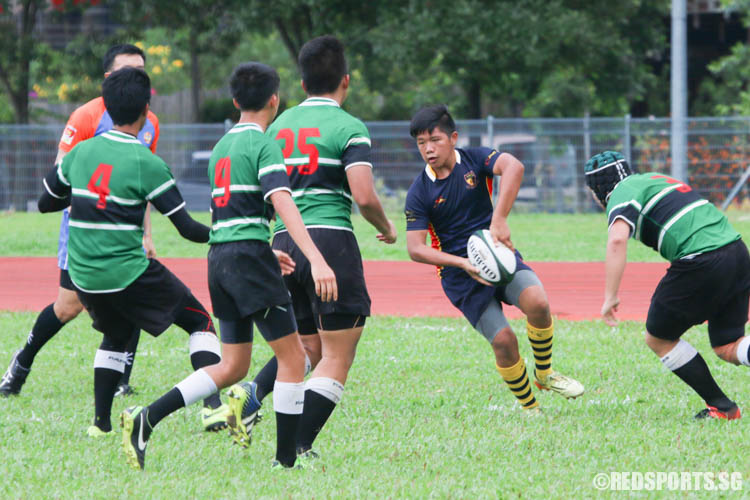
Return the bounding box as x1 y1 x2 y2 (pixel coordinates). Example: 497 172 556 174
266 97 372 234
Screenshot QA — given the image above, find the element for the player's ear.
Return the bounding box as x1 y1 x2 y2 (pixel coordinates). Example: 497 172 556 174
300 79 307 93
450 131 458 146
142 103 149 118
232 98 241 111
268 93 280 113
341 74 350 91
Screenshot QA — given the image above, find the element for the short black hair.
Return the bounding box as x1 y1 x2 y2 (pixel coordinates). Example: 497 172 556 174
409 105 456 138
102 44 145 73
298 35 347 95
229 62 280 111
102 67 151 126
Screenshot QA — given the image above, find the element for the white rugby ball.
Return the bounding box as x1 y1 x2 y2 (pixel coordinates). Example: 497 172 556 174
466 229 516 286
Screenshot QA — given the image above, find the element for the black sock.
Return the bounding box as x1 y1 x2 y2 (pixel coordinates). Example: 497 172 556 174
276 412 301 467
16 303 65 369
253 357 278 402
93 367 122 432
190 350 222 409
117 330 140 387
672 353 735 411
296 390 336 453
145 387 186 440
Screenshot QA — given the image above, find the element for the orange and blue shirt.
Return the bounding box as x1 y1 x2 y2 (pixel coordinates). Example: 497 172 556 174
56 96 160 270
404 147 530 326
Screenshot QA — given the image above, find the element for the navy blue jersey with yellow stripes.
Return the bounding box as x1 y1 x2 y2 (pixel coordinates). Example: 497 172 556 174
405 147 499 258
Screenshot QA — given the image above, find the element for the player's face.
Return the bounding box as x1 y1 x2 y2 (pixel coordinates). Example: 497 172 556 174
415 128 458 170
107 54 146 75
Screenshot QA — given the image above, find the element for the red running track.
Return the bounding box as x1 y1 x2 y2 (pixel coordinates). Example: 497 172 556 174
0 257 670 321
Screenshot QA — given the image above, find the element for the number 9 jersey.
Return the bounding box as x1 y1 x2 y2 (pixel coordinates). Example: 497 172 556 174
265 97 372 233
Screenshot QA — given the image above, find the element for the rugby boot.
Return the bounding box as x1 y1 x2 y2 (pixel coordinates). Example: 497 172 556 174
694 404 741 421
201 403 229 432
534 371 584 399
0 350 29 396
120 406 149 470
86 425 112 437
226 382 262 448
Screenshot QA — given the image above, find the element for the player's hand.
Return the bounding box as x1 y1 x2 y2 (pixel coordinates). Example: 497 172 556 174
311 258 338 302
142 235 157 258
489 218 514 252
272 249 296 276
601 296 620 326
377 220 397 244
460 258 491 286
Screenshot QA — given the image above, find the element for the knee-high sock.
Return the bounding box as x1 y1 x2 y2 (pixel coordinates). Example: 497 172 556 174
144 368 217 440
16 303 65 369
527 321 553 381
117 329 140 387
93 349 128 432
295 377 344 452
736 337 750 367
188 331 222 409
660 339 735 411
496 358 538 409
274 381 305 467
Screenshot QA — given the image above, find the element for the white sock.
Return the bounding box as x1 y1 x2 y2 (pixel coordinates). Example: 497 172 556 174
273 381 305 415
175 369 218 406
659 339 698 371
305 377 344 404
93 349 127 373
737 336 750 367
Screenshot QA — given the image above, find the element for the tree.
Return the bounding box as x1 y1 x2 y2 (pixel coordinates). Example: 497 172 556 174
0 0 41 123
115 0 244 122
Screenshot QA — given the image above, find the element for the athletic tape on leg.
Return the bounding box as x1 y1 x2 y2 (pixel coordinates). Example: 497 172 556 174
736 336 750 367
305 377 344 404
304 354 311 376
93 349 128 373
273 381 305 415
175 368 218 406
660 339 698 371
189 331 221 358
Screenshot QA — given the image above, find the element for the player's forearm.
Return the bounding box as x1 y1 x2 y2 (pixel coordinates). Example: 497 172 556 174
272 192 327 266
359 200 391 235
604 237 628 301
408 243 466 269
168 208 210 243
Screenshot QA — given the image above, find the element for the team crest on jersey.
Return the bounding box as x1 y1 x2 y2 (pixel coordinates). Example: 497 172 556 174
433 196 447 208
61 124 77 145
464 171 477 189
142 131 153 145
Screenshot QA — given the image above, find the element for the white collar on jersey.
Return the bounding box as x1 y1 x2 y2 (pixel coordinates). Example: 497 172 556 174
299 97 340 107
424 150 461 182
102 130 142 144
229 122 263 134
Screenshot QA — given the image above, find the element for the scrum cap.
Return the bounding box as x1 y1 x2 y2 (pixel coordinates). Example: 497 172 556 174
584 151 634 205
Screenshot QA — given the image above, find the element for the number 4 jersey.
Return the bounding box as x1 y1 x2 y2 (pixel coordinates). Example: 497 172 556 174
266 97 372 234
207 122 291 244
606 172 740 261
44 130 186 292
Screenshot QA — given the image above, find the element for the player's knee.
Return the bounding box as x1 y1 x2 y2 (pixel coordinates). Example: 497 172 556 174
491 328 518 356
53 299 83 323
522 292 550 323
713 342 739 365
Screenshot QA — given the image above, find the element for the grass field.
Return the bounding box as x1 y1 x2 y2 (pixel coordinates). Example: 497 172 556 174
1 314 748 498
3 209 750 261
1 209 749 498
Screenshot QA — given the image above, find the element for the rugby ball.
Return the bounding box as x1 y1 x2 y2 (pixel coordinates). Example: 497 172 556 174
466 229 516 286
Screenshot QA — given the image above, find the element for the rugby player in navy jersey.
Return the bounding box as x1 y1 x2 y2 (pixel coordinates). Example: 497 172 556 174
404 105 583 412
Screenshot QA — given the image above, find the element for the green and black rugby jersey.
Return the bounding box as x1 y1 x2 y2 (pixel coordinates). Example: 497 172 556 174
606 172 740 261
45 130 186 292
266 97 372 233
207 122 291 244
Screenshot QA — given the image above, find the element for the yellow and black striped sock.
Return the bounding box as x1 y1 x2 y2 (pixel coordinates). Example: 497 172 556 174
496 358 538 409
527 321 553 382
